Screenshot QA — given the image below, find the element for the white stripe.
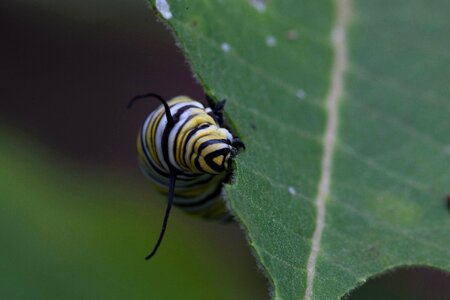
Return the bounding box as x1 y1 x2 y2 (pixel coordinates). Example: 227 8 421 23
155 115 169 170
141 111 166 173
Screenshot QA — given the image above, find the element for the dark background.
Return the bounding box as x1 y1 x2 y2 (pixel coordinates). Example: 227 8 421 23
0 0 449 299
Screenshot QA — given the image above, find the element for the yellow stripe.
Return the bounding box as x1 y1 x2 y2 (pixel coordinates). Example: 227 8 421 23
190 134 228 174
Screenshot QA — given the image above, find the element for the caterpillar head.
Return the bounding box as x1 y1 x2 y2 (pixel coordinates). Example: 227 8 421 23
189 126 244 175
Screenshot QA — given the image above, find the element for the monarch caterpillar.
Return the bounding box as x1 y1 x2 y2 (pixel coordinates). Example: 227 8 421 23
129 93 244 260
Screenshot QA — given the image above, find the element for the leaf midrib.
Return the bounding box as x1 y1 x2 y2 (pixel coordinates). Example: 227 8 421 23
303 0 351 299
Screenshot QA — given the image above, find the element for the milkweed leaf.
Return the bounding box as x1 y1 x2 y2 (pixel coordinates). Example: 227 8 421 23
148 0 450 298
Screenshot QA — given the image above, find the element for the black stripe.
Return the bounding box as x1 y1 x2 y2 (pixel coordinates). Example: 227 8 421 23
204 148 230 173
175 174 215 188
197 139 229 155
204 148 230 160
140 162 171 186
140 131 170 178
175 170 201 178
160 121 172 171
182 123 211 168
172 112 202 170
174 184 223 208
161 104 191 170
194 156 204 172
189 139 229 171
161 104 197 170
172 104 197 121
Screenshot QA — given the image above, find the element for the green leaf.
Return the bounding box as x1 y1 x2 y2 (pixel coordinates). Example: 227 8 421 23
148 0 450 299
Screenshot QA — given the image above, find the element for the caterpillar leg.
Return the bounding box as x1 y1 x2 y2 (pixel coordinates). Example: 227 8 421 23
205 94 226 126
232 137 246 151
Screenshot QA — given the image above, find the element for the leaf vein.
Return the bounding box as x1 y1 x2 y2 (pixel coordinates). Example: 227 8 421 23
304 0 351 299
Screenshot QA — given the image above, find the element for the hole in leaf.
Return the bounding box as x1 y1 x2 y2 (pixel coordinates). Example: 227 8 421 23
343 266 450 300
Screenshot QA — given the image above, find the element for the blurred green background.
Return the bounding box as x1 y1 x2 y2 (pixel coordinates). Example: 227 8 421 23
0 1 448 299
